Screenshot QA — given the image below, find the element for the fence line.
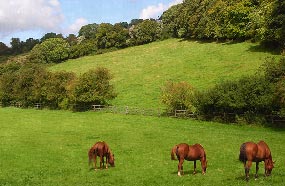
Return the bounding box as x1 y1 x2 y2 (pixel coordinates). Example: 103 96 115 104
0 102 284 124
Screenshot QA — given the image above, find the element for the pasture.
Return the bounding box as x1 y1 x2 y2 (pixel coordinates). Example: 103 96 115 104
49 39 279 108
1 107 285 186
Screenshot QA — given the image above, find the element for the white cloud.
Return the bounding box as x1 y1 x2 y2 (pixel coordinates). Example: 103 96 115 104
64 18 89 35
139 0 183 20
0 0 64 39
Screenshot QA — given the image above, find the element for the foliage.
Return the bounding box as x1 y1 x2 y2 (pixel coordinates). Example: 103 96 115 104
28 38 70 63
161 81 196 113
195 57 285 123
71 67 117 108
262 0 285 49
0 63 115 110
129 19 162 45
161 0 282 45
78 23 99 39
69 40 96 59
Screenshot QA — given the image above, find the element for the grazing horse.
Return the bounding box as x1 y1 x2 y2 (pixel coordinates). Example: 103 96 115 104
88 141 115 170
239 140 274 181
171 143 207 176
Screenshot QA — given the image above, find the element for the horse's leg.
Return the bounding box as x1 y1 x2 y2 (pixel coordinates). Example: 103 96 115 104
94 155 97 170
100 155 103 169
255 162 259 179
105 156 108 169
193 160 197 175
245 161 252 181
178 158 184 177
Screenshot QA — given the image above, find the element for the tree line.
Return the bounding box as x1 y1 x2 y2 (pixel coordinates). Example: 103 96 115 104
1 0 284 63
0 63 116 111
161 0 285 50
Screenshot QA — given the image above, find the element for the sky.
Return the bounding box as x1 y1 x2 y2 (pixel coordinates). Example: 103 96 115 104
0 0 183 46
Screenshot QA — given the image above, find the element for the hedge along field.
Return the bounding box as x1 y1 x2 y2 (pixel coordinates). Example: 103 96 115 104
50 39 279 108
1 107 285 186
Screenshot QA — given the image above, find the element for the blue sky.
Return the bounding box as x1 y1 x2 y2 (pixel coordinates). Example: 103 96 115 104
0 0 182 46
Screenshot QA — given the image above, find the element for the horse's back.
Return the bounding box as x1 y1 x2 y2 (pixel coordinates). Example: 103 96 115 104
189 144 206 159
257 140 272 159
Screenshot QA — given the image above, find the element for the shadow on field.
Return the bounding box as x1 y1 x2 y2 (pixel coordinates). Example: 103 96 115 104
170 170 202 176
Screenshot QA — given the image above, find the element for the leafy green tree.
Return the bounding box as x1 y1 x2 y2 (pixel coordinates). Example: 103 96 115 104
71 67 117 108
10 38 22 54
69 40 96 59
262 0 285 49
28 38 70 63
78 23 99 39
0 42 9 55
41 71 76 109
40 32 63 42
130 19 162 45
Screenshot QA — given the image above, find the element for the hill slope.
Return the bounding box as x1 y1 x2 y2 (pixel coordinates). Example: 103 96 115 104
50 39 278 108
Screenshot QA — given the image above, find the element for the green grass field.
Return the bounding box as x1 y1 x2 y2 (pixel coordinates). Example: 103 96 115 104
1 107 284 186
50 39 279 108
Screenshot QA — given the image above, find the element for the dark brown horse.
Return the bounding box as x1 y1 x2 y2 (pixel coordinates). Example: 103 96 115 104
171 143 207 176
239 140 274 181
88 141 115 170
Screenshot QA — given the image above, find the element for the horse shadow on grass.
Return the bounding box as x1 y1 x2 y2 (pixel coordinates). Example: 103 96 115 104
171 170 203 176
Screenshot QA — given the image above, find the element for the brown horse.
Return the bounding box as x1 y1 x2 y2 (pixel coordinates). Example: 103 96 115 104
88 141 115 170
239 140 274 181
171 143 207 176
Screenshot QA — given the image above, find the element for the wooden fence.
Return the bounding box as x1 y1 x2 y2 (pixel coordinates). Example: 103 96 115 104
1 102 284 124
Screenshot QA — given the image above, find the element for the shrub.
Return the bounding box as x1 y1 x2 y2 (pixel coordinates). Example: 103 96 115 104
29 38 70 63
161 81 196 113
70 67 117 110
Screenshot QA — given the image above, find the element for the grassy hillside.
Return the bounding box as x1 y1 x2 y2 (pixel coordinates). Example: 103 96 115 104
50 39 278 108
1 107 284 186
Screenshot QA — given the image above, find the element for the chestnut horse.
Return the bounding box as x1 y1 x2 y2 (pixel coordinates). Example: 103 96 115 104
239 140 274 181
171 143 207 176
88 141 115 170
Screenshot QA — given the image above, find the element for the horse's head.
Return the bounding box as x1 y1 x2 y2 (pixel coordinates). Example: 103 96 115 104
109 153 115 167
265 159 274 176
202 159 207 175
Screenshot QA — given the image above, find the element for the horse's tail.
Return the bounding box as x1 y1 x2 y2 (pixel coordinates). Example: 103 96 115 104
88 147 97 166
171 145 178 160
239 143 247 163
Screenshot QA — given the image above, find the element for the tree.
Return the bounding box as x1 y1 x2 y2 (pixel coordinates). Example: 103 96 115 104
78 23 99 39
10 38 22 54
0 42 9 55
40 32 63 42
130 19 162 45
262 0 285 49
71 67 117 108
29 38 70 63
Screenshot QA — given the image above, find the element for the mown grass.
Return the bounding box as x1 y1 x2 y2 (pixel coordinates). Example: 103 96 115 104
50 39 279 108
1 107 284 186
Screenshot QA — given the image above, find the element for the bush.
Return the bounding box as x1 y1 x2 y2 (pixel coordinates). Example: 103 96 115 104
195 75 275 123
70 67 117 110
161 81 196 113
29 38 70 63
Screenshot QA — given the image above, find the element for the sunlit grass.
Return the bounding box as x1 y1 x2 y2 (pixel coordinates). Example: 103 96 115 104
1 107 284 185
50 39 278 108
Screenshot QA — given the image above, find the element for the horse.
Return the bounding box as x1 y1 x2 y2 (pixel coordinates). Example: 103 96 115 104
88 141 115 170
171 143 207 176
239 140 274 181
